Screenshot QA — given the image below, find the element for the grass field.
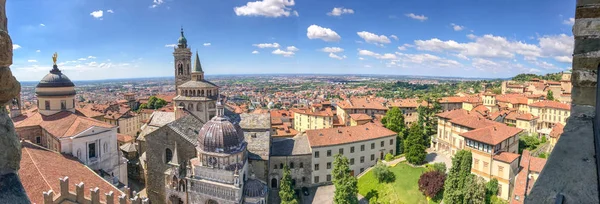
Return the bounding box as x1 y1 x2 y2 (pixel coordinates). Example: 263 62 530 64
357 162 440 204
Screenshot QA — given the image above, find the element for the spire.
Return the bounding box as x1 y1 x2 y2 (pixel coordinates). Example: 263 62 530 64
170 141 179 165
193 51 203 73
177 27 187 48
216 96 224 117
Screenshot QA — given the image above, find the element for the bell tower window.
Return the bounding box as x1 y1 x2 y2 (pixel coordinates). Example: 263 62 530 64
178 63 183 75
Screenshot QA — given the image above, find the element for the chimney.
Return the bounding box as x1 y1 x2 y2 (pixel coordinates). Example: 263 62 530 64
59 177 69 198
118 194 127 204
124 187 131 199
75 182 85 203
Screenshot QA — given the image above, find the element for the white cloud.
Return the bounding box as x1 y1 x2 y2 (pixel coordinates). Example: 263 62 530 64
563 18 575 25
150 0 164 8
39 24 45 27
357 31 391 44
394 52 461 68
234 0 298 17
466 34 476 40
36 50 40 53
252 50 260 54
554 56 572 63
451 23 464 31
321 47 344 53
203 43 211 46
12 44 21 50
364 65 372 68
307 25 341 42
390 35 398 41
78 58 87 61
327 7 354 16
405 13 428 21
538 34 573 57
165 44 177 48
88 56 96 59
358 57 365 60
286 46 299 52
253 43 280 48
107 9 114 13
358 49 380 57
414 34 543 59
379 53 397 60
528 68 541 73
397 46 407 51
272 49 294 57
90 10 103 19
328 53 346 60
28 59 37 63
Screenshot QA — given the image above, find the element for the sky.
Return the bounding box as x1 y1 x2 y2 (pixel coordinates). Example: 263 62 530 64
7 0 576 81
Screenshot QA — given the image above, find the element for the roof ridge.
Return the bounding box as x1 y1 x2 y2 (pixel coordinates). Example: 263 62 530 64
23 145 53 193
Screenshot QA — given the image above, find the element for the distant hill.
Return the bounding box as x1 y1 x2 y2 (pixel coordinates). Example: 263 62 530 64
512 72 564 82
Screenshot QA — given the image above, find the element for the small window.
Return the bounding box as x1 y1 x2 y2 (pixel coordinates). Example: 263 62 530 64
327 150 331 157
327 162 331 169
390 139 393 145
274 165 277 169
360 156 364 163
300 162 304 168
165 148 173 163
350 158 355 165
326 174 331 182
302 177 306 182
381 141 384 147
60 100 66 110
290 162 294 169
88 143 97 159
314 164 319 170
314 176 319 183
45 101 50 110
371 143 375 149
350 146 355 153
35 136 41 144
280 163 283 169
361 145 365 151
339 148 344 155
315 151 320 158
370 154 374 161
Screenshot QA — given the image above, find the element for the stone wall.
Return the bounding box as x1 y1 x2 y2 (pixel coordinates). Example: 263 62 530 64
269 155 313 189
525 0 600 203
0 0 29 202
145 126 197 204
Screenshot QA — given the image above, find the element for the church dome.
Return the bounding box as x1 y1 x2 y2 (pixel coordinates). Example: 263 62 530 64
197 115 245 153
177 28 187 47
36 65 75 88
243 179 267 198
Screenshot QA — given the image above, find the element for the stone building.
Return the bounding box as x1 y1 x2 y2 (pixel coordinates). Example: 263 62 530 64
269 134 312 189
239 113 271 183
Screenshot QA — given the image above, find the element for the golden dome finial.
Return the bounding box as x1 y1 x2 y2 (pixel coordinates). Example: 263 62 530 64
52 52 58 66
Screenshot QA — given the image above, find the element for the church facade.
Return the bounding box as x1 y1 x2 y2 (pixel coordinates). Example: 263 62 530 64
145 30 268 204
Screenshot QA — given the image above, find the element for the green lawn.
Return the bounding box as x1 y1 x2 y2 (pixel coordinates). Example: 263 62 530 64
358 163 439 204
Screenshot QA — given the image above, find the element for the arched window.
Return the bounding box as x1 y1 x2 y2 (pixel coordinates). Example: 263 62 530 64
280 163 283 169
290 162 294 169
192 90 196 96
271 178 278 188
178 64 183 75
165 148 173 164
172 175 178 188
179 102 184 107
209 102 216 109
201 90 205 96
188 103 193 110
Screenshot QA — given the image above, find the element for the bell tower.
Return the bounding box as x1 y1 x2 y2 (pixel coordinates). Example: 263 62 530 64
173 27 192 90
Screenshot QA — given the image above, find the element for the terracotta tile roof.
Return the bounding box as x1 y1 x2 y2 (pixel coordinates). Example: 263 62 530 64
549 123 565 138
350 113 371 121
75 105 105 118
337 97 388 110
520 150 547 173
306 123 396 147
156 94 175 103
436 109 470 120
439 96 465 103
462 96 482 104
451 115 501 129
16 112 115 138
388 98 426 108
117 133 134 143
460 125 522 145
471 105 489 116
493 151 520 163
496 94 529 104
529 100 570 110
516 113 537 121
19 142 122 204
291 107 334 117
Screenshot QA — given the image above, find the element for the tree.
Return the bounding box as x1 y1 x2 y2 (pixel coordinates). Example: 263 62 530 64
463 175 486 204
279 165 298 204
486 178 499 204
385 153 394 161
417 93 441 146
546 90 555 101
373 162 395 183
404 123 427 165
418 170 446 201
443 150 473 204
426 162 447 173
332 154 359 204
147 96 168 109
138 103 148 110
382 107 407 155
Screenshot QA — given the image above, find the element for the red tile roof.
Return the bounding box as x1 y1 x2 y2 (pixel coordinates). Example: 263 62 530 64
117 133 134 143
529 100 571 110
460 125 522 145
451 115 501 129
337 97 388 110
493 151 520 163
439 96 465 103
436 109 470 120
549 123 565 139
388 98 426 108
16 112 115 138
350 113 372 121
291 107 334 117
520 150 547 173
306 123 396 147
19 142 122 204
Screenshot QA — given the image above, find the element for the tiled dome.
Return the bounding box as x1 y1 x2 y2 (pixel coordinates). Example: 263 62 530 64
197 115 245 153
36 65 74 88
243 179 267 198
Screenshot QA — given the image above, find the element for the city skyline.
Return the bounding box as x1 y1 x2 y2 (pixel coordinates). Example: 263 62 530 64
8 0 575 81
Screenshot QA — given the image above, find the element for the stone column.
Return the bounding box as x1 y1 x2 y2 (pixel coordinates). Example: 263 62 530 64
0 0 29 203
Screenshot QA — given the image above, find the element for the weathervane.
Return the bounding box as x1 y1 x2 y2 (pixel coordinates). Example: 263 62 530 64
52 52 58 66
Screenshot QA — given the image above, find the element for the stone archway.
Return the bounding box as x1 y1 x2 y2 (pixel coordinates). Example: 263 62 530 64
271 178 278 188
206 199 218 204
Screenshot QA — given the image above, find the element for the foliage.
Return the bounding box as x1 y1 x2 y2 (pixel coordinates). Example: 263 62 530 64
491 87 502 95
418 170 446 199
538 152 549 159
518 134 543 154
396 135 405 155
463 175 486 204
426 162 447 174
443 150 472 204
279 165 298 204
541 135 547 143
332 154 359 204
146 96 168 109
374 80 502 99
417 93 442 145
382 107 408 155
513 72 562 82
138 103 148 111
385 153 394 161
486 179 499 204
546 90 555 101
404 123 427 165
373 162 395 183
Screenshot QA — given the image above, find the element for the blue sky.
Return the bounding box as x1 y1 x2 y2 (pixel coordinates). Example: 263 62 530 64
8 0 575 81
